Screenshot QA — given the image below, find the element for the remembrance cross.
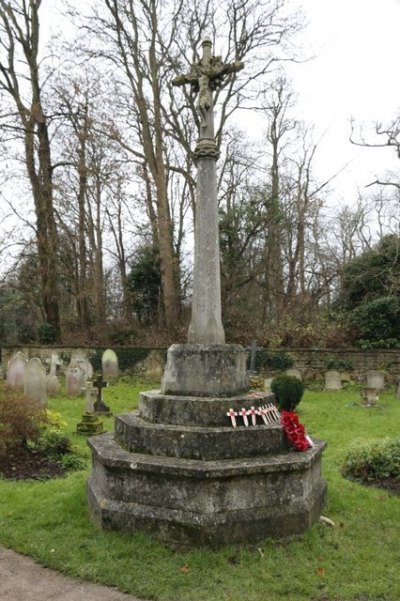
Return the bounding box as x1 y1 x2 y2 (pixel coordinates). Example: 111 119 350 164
173 37 243 344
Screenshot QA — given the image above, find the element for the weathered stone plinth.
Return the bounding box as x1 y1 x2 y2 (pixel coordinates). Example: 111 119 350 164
161 344 248 397
87 384 327 547
87 430 326 547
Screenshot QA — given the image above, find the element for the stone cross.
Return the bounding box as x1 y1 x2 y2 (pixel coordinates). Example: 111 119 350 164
173 37 244 345
93 374 111 415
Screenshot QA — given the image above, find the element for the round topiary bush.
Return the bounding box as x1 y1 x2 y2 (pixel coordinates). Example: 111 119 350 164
271 374 304 411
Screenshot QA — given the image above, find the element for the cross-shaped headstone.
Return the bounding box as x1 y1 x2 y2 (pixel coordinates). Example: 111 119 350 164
172 38 244 345
93 374 111 415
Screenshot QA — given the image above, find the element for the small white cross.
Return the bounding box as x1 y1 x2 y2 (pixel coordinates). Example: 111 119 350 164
249 406 259 426
239 407 250 427
227 408 238 428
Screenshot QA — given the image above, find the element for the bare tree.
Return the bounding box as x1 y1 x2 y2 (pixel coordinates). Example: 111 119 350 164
0 0 61 339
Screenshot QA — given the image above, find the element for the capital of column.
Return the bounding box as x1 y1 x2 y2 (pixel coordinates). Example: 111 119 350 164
193 137 220 163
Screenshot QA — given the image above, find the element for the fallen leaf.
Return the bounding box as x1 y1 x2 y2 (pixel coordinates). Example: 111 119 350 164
179 564 191 574
317 567 325 577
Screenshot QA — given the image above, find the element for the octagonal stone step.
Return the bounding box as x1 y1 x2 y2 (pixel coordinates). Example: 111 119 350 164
138 390 275 427
115 412 288 460
87 432 327 547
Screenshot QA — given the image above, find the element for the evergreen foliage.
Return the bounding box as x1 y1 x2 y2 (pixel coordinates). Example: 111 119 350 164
127 246 162 325
271 374 304 411
336 235 400 346
343 438 400 481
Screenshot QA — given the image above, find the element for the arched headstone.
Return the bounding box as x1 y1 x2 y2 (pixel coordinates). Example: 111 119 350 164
7 352 28 388
24 358 47 407
102 349 119 378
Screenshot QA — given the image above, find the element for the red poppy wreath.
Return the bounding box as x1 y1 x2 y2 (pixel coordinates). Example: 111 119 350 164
280 410 312 452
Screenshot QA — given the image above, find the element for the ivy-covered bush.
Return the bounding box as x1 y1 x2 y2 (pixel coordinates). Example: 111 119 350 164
271 374 304 411
342 438 400 482
325 356 353 371
250 350 294 372
38 322 57 344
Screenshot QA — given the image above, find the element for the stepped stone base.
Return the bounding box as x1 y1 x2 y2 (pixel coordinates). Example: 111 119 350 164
87 344 327 547
76 412 104 436
87 432 326 547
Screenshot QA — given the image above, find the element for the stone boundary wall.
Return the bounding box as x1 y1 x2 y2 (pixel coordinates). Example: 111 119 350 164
265 348 400 384
1 346 399 383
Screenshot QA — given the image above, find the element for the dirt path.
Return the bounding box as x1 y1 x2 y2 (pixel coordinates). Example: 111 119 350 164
0 545 147 601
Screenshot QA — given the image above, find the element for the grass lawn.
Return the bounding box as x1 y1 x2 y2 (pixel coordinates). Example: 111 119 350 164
1 380 400 601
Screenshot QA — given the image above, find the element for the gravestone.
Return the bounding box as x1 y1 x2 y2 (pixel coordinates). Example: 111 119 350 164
24 358 47 407
93 374 111 415
46 352 61 395
66 365 82 396
87 37 326 547
76 381 104 436
70 352 93 383
324 370 342 390
82 381 96 413
7 352 28 388
361 387 379 406
286 368 302 380
102 349 119 378
66 353 93 395
366 370 385 390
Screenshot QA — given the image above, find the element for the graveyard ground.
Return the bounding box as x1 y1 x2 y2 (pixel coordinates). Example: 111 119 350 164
1 380 400 601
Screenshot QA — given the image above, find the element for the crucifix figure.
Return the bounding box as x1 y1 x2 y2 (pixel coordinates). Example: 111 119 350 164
173 37 244 145
173 38 244 345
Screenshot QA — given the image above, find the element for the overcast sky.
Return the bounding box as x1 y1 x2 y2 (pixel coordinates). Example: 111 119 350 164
287 0 400 202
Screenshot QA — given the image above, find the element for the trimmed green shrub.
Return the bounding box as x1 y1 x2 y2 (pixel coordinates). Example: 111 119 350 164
342 438 400 482
271 375 304 411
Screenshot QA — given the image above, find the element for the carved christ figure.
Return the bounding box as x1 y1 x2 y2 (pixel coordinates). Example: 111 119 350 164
172 37 244 140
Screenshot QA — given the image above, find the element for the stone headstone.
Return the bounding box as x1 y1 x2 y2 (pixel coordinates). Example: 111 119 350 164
7 352 28 388
66 365 82 396
286 368 302 380
46 374 60 396
366 370 385 390
324 370 342 390
102 349 119 378
82 380 96 413
24 358 47 407
66 353 93 394
361 387 379 406
46 352 62 377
